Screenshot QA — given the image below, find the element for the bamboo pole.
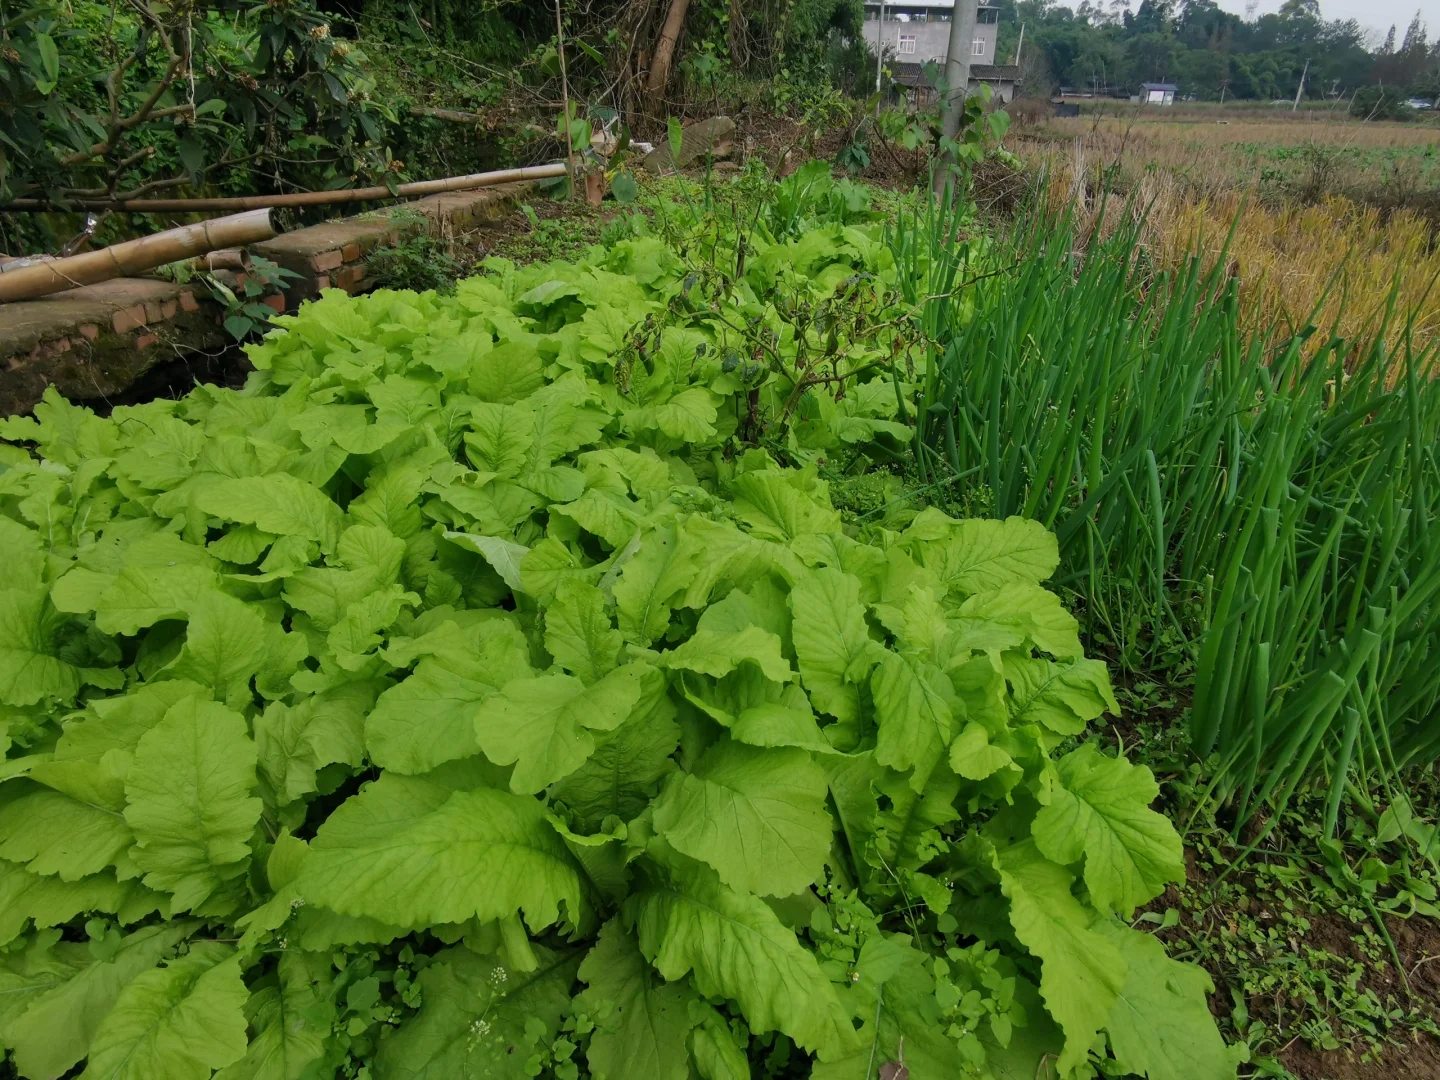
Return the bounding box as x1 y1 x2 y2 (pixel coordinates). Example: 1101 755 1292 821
555 0 576 201
0 209 280 303
3 163 567 214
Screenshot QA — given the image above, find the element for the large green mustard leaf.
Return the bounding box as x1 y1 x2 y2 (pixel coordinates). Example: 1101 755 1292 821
1097 920 1245 1080
123 698 261 912
476 664 652 794
789 567 879 725
996 840 1126 1075
1 922 196 1080
627 850 858 1061
297 772 591 932
213 951 333 1080
576 918 697 1080
78 942 248 1080
1032 743 1185 918
652 739 832 897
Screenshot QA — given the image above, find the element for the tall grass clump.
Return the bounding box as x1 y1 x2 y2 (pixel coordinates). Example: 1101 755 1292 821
895 193 1440 827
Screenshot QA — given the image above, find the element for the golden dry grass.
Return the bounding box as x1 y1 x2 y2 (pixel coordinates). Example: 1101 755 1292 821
1014 112 1440 350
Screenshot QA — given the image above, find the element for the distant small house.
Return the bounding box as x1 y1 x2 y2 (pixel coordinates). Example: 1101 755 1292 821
1141 82 1177 106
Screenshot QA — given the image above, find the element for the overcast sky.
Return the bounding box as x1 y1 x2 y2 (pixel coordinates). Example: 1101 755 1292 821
1210 0 1427 45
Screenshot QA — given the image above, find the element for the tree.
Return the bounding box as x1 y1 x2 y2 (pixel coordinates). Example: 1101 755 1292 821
1399 10 1425 53
646 0 692 93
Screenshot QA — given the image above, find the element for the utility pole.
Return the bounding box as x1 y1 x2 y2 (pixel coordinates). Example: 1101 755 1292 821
1292 57 1308 111
941 0 981 144
1014 21 1025 67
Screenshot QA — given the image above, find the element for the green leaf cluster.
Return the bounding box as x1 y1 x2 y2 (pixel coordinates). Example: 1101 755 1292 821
0 233 1238 1079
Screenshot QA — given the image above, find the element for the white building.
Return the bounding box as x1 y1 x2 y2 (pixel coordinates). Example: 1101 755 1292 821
862 0 1019 103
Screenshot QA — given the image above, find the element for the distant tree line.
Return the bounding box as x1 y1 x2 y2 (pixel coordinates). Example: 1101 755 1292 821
984 0 1440 103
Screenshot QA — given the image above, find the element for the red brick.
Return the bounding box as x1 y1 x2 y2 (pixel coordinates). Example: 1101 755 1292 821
143 302 164 324
113 304 147 334
262 294 286 313
341 243 362 262
135 333 158 350
315 275 331 291
178 289 199 312
335 265 367 291
161 299 178 319
78 323 100 341
311 249 344 272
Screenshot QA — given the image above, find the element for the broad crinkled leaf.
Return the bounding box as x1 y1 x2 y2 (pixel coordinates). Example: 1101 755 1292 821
660 624 792 684
1032 743 1184 917
0 587 82 707
298 772 591 932
614 523 697 645
477 664 651 794
810 934 967 1080
162 590 268 708
193 475 344 554
789 568 879 725
577 918 697 1080
372 946 580 1080
1 922 195 1080
90 565 217 637
444 531 529 592
652 739 831 897
996 840 1125 1075
0 783 132 881
124 698 261 912
78 942 248 1080
213 951 334 1080
952 583 1083 661
627 387 719 443
255 683 374 806
464 401 534 478
549 696 680 831
0 859 157 948
869 764 960 883
628 851 858 1060
366 620 532 774
0 931 87 1034
729 471 841 542
915 516 1058 596
688 1001 751 1080
1097 920 1245 1080
544 580 622 684
1005 655 1119 737
871 651 955 790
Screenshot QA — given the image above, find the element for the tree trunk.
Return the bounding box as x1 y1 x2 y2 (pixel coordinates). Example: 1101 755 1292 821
646 0 691 94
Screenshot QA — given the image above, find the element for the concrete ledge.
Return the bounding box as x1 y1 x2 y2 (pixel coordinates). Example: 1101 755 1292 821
0 279 230 416
253 180 534 304
0 180 536 416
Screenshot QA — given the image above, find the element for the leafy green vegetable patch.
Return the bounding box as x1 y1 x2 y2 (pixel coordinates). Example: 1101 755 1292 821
0 224 1242 1079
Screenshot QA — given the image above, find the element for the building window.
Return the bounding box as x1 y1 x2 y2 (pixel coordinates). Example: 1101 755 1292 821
972 37 986 56
898 34 916 53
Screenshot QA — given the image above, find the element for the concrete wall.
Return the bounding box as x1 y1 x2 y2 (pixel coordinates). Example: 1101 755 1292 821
862 15 997 65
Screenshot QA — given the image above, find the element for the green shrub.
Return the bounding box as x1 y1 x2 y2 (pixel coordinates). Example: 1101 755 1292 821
1350 85 1417 121
0 214 1238 1077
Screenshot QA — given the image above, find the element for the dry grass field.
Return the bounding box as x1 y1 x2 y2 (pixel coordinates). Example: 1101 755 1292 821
1011 109 1440 350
